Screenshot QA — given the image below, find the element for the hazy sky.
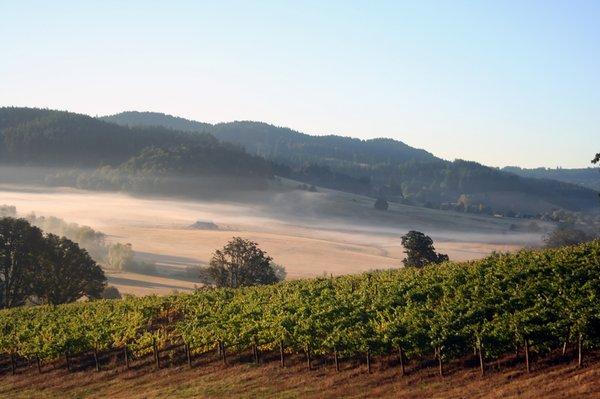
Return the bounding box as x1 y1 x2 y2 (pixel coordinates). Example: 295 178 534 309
1 1 598 168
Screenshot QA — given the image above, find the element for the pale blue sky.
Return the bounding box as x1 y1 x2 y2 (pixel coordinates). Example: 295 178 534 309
1 1 598 168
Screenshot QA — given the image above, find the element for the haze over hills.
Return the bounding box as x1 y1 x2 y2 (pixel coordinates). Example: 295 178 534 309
0 106 597 215
0 107 274 193
503 166 600 191
102 110 599 215
102 111 437 166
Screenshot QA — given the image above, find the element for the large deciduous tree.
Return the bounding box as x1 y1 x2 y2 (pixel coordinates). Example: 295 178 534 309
0 217 45 308
0 217 106 308
401 230 449 268
34 234 106 304
207 237 282 288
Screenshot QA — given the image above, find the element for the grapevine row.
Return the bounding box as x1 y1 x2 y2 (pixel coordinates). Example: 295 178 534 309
1 240 599 373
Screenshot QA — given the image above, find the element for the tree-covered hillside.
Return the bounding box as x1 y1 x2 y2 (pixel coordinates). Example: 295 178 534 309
103 112 437 167
103 111 599 214
0 108 274 193
102 111 211 134
0 108 214 167
503 166 600 191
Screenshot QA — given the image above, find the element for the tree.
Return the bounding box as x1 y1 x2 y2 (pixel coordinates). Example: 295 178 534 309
0 217 45 308
207 237 283 288
101 285 122 299
401 230 449 268
374 198 389 211
105 243 134 270
34 234 106 304
544 227 592 248
592 153 599 164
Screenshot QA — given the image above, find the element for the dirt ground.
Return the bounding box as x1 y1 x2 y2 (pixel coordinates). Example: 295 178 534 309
0 347 597 398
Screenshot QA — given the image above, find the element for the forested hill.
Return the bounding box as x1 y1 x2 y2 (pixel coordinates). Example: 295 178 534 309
102 111 438 166
102 111 212 134
0 107 274 188
103 111 599 214
503 166 600 191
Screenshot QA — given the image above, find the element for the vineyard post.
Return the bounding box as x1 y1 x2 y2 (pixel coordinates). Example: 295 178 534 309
93 346 100 372
124 345 130 369
366 348 371 374
398 347 405 377
153 338 159 370
65 351 70 372
10 352 16 375
185 343 192 368
36 356 41 374
479 347 485 377
306 346 311 370
524 339 530 373
222 343 227 365
562 327 570 356
252 344 258 364
437 347 443 377
477 337 484 377
334 347 340 372
279 341 285 368
578 334 583 368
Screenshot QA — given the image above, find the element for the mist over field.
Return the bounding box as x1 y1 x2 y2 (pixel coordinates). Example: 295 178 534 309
0 174 550 295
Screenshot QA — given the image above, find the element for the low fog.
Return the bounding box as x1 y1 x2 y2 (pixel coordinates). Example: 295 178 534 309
0 167 552 294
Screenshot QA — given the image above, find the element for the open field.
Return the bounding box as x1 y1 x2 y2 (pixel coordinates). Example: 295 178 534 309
0 183 550 295
0 347 598 398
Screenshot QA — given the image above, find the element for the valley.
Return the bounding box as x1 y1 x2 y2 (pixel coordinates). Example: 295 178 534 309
0 182 546 296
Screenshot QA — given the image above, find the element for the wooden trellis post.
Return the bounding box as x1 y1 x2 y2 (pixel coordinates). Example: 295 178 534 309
578 335 583 368
399 347 405 377
10 352 16 375
65 351 71 372
524 339 530 373
93 346 100 372
124 345 130 369
153 338 159 370
185 343 192 367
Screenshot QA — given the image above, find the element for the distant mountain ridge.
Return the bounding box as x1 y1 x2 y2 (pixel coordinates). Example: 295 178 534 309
102 111 212 134
101 111 599 214
0 107 597 215
0 107 273 194
102 111 438 167
503 166 600 191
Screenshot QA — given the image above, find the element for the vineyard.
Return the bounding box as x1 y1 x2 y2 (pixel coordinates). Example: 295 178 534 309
1 241 599 378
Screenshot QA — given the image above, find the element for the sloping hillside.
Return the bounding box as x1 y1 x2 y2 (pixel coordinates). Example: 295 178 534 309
0 108 212 167
102 111 599 213
102 111 437 166
0 108 274 193
503 166 600 191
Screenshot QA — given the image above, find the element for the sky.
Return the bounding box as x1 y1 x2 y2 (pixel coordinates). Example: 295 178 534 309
1 0 598 168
